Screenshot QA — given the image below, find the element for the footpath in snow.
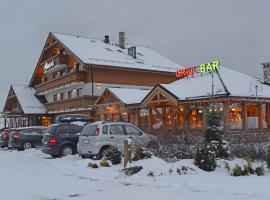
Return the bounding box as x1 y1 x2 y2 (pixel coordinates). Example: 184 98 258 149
0 148 270 200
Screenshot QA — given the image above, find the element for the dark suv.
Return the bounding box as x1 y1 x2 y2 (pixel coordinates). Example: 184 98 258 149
8 127 47 150
42 123 83 158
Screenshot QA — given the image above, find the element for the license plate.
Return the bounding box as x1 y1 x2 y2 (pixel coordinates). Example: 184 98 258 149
83 140 90 144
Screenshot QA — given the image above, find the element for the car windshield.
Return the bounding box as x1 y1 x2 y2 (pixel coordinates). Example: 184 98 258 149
81 125 97 136
46 126 57 134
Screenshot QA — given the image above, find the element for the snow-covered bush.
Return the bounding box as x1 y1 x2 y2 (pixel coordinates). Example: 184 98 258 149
122 166 143 176
194 143 216 172
176 166 196 175
143 134 194 162
255 165 265 176
229 133 269 160
204 111 230 159
105 147 122 165
100 159 110 167
87 163 98 169
267 145 270 168
133 146 152 161
231 162 265 176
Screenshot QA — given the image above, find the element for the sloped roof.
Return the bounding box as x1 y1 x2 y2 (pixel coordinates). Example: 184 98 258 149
52 32 181 73
161 67 270 99
12 85 46 114
108 88 150 104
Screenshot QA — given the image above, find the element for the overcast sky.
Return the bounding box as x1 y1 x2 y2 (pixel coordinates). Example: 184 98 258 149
0 0 270 110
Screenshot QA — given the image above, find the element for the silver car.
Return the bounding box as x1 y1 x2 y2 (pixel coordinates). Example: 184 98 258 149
77 121 149 159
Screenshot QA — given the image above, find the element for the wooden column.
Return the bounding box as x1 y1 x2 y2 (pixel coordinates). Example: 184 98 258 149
184 103 189 134
242 102 247 132
223 100 229 134
258 102 263 130
162 105 166 129
148 107 152 130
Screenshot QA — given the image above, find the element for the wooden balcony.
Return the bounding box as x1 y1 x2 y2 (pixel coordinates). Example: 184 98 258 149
46 96 98 113
35 71 87 93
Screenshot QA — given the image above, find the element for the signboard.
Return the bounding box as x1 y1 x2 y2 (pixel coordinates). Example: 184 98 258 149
176 60 220 78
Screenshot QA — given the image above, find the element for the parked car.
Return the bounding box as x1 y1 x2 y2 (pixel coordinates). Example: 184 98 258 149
0 129 13 148
77 121 150 159
8 126 47 150
42 123 83 158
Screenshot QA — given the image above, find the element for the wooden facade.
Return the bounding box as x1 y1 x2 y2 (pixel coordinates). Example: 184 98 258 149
27 32 178 119
95 84 270 135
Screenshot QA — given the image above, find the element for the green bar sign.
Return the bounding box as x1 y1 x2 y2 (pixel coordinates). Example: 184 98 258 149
199 60 220 73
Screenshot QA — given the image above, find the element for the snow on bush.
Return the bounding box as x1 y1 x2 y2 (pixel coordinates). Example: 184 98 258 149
194 143 217 172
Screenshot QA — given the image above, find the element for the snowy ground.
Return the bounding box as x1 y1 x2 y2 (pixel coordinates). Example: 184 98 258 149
0 148 270 200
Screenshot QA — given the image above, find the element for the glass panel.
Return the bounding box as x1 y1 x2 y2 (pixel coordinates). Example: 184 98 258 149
102 125 108 134
152 108 163 129
120 112 128 122
247 104 259 129
189 105 203 129
110 125 125 135
140 109 149 129
165 107 173 129
124 125 141 136
178 106 184 129
229 103 243 129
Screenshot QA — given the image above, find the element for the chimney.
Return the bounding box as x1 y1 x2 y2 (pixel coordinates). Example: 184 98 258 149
128 46 136 59
119 32 125 49
104 35 109 44
262 62 270 84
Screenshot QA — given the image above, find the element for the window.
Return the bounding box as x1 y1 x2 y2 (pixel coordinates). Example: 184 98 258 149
247 104 259 129
178 106 185 129
102 125 108 134
189 105 203 129
77 88 82 97
140 109 149 129
152 108 163 129
229 103 242 129
124 125 141 136
68 90 72 99
81 125 97 136
57 126 70 134
52 73 57 79
53 94 57 102
60 93 64 101
120 113 128 122
110 125 125 135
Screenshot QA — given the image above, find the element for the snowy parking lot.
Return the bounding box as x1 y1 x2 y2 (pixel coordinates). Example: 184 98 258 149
0 148 270 200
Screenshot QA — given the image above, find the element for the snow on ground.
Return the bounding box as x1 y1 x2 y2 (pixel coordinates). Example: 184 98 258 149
0 148 270 200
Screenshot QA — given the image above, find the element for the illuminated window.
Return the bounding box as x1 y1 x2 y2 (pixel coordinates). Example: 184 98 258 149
229 103 242 129
120 112 128 122
189 105 203 129
246 104 259 129
152 108 163 129
140 109 149 129
178 106 185 129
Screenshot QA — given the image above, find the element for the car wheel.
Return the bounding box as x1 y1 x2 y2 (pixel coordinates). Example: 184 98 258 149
22 141 33 150
60 145 74 157
80 154 87 159
99 146 113 160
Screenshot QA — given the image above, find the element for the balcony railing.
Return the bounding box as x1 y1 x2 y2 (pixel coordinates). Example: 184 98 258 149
46 96 98 113
35 71 87 93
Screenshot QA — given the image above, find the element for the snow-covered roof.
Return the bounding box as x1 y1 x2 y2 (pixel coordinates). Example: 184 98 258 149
12 85 46 114
52 32 181 73
108 88 150 104
161 67 270 99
